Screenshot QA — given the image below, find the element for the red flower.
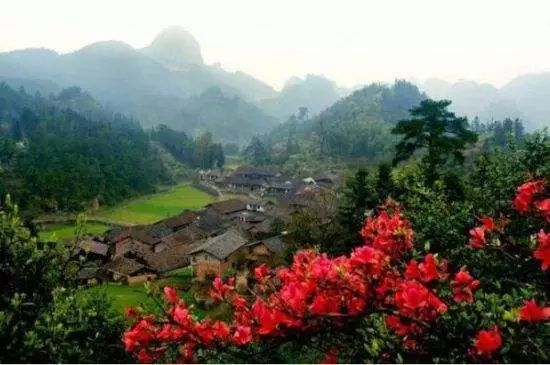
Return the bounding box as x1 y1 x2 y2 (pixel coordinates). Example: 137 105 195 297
473 326 502 356
163 286 178 304
348 296 366 315
512 180 545 213
136 349 153 363
534 198 550 220
394 281 436 316
451 268 480 303
233 325 253 345
124 306 138 318
469 227 486 249
211 320 230 339
310 292 340 315
479 216 495 231
254 263 270 281
405 254 442 283
320 348 339 364
172 303 191 326
519 299 550 322
534 230 550 270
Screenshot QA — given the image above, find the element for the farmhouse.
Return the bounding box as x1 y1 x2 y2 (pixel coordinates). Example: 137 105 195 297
245 236 285 257
144 239 204 273
74 238 110 261
102 257 155 282
189 229 249 280
207 198 247 216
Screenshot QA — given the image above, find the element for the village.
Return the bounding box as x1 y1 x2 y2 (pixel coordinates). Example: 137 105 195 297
74 165 341 288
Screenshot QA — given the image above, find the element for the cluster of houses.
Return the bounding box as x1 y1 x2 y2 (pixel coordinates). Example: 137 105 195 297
199 165 340 199
75 166 341 285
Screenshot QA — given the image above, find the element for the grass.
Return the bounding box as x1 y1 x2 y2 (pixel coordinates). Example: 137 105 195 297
92 184 217 225
38 222 110 241
77 266 210 318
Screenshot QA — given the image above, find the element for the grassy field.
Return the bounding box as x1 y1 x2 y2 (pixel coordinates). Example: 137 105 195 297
92 184 217 225
77 266 208 317
38 222 111 241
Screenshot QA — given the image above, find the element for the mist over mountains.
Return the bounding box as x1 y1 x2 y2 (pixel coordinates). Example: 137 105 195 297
421 75 550 130
0 26 549 143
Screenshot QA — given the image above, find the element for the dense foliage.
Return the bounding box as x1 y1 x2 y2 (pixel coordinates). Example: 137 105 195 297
0 198 129 363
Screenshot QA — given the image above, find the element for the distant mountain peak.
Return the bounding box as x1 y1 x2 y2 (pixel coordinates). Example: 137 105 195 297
75 40 135 56
141 26 204 70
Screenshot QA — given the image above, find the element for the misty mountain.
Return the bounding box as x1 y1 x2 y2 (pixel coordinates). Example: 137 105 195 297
260 74 346 120
0 27 277 140
178 87 277 143
420 75 550 130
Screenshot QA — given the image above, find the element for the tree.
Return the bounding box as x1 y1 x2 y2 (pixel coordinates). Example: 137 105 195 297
375 162 395 203
337 168 377 253
243 136 270 166
0 197 128 362
392 99 477 184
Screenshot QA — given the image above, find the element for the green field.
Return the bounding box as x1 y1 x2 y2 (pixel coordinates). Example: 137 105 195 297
38 222 111 241
91 184 216 225
77 266 207 317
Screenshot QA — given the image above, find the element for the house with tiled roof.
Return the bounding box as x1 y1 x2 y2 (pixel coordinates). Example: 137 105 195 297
189 229 249 280
207 199 247 216
102 257 154 282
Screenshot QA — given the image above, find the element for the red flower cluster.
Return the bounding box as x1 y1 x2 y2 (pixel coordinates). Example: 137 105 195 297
512 180 545 213
534 229 550 270
404 254 448 283
468 216 503 249
360 209 414 259
122 206 485 363
473 326 502 356
518 299 550 322
451 268 480 303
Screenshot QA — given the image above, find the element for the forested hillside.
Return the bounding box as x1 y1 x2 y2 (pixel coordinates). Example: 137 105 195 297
251 80 426 172
0 83 223 214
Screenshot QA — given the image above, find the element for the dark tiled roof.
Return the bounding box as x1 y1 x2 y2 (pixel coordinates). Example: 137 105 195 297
77 266 99 280
208 199 247 215
158 211 198 230
246 236 285 254
105 226 130 243
128 226 160 245
190 229 248 260
230 211 268 223
162 225 207 247
145 240 204 272
77 239 110 256
224 176 267 186
233 166 275 176
197 209 225 234
103 257 145 276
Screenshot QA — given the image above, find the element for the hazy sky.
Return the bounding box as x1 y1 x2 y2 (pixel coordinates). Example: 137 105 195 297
1 0 550 90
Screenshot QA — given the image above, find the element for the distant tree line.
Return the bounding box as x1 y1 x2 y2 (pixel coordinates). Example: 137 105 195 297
150 125 225 169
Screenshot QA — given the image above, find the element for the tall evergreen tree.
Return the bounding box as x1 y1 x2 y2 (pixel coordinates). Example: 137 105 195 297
391 99 477 184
